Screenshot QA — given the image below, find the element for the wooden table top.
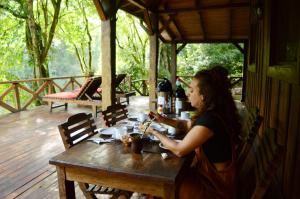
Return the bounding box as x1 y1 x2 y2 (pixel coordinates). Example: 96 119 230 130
49 139 192 184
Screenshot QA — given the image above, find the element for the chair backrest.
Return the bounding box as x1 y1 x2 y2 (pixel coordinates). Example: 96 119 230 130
102 103 128 127
237 128 284 199
77 76 102 100
58 113 97 149
115 74 127 92
237 107 263 166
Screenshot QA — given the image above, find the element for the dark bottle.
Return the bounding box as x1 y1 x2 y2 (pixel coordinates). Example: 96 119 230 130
175 78 186 115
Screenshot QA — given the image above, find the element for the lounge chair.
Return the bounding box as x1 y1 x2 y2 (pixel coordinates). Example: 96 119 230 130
96 74 135 105
42 76 102 117
115 74 136 105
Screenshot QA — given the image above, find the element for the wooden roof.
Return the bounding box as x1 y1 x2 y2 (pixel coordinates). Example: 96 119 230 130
119 0 250 43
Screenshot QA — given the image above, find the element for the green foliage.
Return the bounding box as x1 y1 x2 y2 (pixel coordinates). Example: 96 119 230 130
177 43 243 76
116 11 149 80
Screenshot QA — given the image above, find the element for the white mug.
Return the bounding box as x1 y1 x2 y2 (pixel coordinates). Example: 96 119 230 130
137 112 148 123
180 111 190 120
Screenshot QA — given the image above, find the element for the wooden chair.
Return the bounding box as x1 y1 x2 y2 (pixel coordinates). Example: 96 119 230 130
58 113 121 198
236 107 263 167
237 128 285 199
102 103 128 127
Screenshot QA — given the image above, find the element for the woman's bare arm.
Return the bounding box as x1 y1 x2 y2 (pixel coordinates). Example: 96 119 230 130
149 111 192 133
149 125 213 157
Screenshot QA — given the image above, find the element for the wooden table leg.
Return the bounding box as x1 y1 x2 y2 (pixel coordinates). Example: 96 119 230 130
56 166 75 199
163 184 176 199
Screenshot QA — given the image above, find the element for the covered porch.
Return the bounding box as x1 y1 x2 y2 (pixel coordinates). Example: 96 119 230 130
0 96 148 199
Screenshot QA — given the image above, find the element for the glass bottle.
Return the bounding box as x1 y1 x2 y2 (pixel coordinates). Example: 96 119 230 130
175 78 186 115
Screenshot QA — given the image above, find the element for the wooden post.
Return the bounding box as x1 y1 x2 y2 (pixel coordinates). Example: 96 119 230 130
149 13 159 112
13 83 21 111
170 43 177 91
101 2 117 110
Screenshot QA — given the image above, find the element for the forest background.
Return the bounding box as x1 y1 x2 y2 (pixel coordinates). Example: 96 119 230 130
0 0 243 115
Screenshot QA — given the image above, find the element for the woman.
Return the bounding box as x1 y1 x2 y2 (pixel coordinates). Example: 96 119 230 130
144 66 241 199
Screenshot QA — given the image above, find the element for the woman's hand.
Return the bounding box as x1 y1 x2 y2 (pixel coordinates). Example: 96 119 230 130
148 111 164 123
139 123 155 135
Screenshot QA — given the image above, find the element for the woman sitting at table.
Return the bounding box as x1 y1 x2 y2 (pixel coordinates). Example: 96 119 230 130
145 66 241 199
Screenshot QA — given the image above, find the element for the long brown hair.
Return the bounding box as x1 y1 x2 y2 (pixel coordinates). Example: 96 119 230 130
191 65 241 144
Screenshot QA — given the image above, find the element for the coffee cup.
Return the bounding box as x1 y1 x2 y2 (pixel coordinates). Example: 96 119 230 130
137 112 148 123
180 111 190 120
167 125 176 135
130 133 143 153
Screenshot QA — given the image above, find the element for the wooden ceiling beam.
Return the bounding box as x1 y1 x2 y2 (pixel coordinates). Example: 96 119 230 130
157 2 250 14
127 0 147 10
176 43 187 54
144 10 154 35
166 39 248 44
169 14 183 41
229 0 232 39
92 0 108 21
233 42 245 54
195 0 206 40
158 17 172 33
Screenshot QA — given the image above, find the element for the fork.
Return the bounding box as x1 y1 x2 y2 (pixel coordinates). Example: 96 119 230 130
142 117 156 135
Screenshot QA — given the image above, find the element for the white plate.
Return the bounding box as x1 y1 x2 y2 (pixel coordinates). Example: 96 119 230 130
159 142 167 149
99 128 115 135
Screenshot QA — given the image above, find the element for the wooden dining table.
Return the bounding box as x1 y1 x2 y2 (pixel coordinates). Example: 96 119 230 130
49 138 193 199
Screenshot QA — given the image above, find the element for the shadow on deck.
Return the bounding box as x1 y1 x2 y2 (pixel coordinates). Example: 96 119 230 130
0 96 149 199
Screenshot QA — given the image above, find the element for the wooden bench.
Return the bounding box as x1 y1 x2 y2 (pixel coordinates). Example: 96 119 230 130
237 128 285 199
237 107 263 167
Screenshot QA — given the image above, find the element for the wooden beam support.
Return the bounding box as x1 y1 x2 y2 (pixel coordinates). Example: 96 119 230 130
158 17 173 40
241 41 248 102
233 42 245 54
158 17 172 34
101 3 117 109
127 0 147 10
195 0 206 40
92 0 108 21
149 13 159 111
170 15 183 41
176 43 187 54
229 0 233 39
157 2 250 14
144 9 154 35
170 43 177 90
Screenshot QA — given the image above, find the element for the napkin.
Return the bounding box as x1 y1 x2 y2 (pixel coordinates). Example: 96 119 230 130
87 138 114 144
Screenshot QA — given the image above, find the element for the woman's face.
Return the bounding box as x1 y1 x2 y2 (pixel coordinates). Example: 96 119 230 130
187 79 203 109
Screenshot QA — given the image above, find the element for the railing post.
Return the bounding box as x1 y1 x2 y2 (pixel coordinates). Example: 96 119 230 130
13 83 21 111
142 80 147 96
48 80 53 94
128 76 132 91
71 77 75 91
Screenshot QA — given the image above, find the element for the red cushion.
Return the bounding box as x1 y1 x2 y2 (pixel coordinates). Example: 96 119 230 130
44 91 79 99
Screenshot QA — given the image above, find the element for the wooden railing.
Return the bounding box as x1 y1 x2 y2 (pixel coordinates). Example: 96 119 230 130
0 76 88 113
0 74 243 114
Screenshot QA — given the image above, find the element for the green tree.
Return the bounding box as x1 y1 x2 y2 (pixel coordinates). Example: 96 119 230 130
0 0 63 79
116 11 149 79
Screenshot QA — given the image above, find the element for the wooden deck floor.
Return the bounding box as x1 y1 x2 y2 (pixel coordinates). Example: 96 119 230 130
0 96 149 199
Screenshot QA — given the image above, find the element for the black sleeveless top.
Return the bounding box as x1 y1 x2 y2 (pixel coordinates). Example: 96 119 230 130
194 111 232 163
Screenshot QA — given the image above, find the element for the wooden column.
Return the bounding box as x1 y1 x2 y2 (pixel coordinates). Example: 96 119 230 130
149 14 159 112
170 43 177 91
101 4 116 110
